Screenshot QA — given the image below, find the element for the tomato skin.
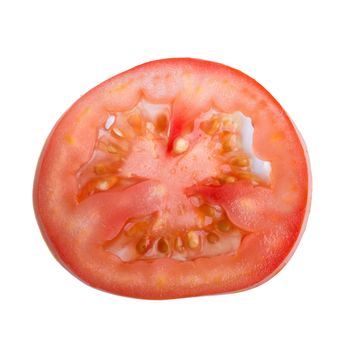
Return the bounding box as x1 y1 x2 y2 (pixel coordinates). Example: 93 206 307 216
33 58 311 299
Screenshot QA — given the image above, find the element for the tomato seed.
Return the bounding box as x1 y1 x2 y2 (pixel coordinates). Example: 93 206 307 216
157 238 169 254
173 137 189 154
200 204 216 217
125 222 143 236
221 176 236 184
217 219 231 232
107 144 121 154
237 171 260 183
128 113 144 134
223 117 237 130
220 131 233 152
96 180 110 190
155 114 169 133
112 127 124 137
95 176 118 191
231 156 249 167
136 236 151 254
207 232 219 244
200 118 220 135
187 231 200 249
94 163 119 175
175 236 185 252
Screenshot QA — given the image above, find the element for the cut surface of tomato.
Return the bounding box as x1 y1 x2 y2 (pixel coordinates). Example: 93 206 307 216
33 58 311 299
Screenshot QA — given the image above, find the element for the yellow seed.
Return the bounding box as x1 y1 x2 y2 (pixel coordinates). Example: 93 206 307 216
220 131 233 152
223 117 237 129
217 219 231 232
175 236 185 252
107 144 121 154
173 137 189 154
125 221 148 236
200 204 216 217
231 156 249 167
157 238 169 254
94 163 118 175
96 180 111 191
206 177 221 186
155 114 169 133
136 236 151 254
96 177 118 191
94 164 107 175
222 176 236 184
128 113 144 134
223 119 231 128
94 164 109 175
112 127 124 137
237 171 260 183
187 231 200 249
200 118 220 135
182 122 194 135
207 232 220 244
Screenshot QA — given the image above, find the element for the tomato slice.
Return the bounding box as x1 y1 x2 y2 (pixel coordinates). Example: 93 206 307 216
33 58 311 299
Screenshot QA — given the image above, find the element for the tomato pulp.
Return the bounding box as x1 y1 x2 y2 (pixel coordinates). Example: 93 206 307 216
33 58 311 299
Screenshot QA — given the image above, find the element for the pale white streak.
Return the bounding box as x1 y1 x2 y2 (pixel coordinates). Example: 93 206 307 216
239 112 271 181
104 114 115 130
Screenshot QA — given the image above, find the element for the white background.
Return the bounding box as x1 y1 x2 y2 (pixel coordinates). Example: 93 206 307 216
1 1 349 349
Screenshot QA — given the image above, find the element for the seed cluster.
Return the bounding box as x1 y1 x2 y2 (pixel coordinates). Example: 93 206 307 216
197 112 263 186
76 102 265 261
76 106 170 201
105 200 242 261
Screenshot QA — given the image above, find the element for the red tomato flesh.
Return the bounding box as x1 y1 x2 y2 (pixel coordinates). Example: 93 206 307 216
33 58 311 299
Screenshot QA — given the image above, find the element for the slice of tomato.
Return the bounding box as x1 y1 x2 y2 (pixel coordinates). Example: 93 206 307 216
33 58 311 299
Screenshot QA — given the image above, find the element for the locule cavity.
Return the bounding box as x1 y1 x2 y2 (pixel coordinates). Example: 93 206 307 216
76 100 271 261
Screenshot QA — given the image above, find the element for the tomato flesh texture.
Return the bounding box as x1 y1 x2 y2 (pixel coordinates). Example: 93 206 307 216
76 103 268 262
33 59 310 299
